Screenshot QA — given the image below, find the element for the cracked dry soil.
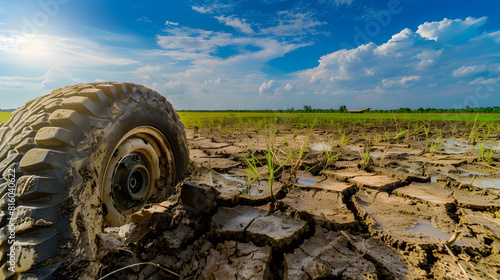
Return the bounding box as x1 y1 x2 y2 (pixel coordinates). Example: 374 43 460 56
99 125 500 280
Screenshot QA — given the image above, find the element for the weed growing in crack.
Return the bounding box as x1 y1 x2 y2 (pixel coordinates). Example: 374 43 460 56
323 146 339 169
468 112 480 143
243 127 296 201
476 143 495 163
291 119 316 176
340 134 350 152
379 130 407 168
429 133 443 154
358 145 371 170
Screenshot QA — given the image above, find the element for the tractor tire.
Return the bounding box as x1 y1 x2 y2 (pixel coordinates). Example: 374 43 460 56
0 82 189 279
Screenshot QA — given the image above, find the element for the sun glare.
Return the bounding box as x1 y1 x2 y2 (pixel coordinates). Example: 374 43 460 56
20 35 49 57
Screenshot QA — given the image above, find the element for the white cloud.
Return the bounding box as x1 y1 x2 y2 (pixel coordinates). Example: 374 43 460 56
452 65 486 77
0 32 138 67
4 16 498 111
165 21 179 26
301 42 377 84
0 75 42 88
156 27 232 54
215 15 254 34
137 17 152 23
334 0 354 5
400 75 420 86
415 49 442 70
468 77 500 85
156 26 307 67
380 75 420 88
416 17 487 43
259 80 276 94
41 67 81 89
260 11 326 36
284 17 499 109
364 68 375 76
374 28 415 56
472 30 500 43
191 5 213 14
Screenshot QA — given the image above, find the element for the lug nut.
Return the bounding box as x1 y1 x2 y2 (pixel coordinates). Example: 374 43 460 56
134 154 141 162
113 184 121 191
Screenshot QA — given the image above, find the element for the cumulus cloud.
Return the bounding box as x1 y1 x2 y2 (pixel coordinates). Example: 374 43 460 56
4 16 498 110
301 42 378 84
416 16 487 43
415 49 442 70
452 65 486 77
259 80 276 94
286 17 499 109
374 28 415 56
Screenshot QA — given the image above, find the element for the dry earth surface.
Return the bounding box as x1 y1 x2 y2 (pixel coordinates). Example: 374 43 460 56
98 124 500 280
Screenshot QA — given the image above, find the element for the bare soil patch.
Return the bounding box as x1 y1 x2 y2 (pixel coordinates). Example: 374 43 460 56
100 123 500 279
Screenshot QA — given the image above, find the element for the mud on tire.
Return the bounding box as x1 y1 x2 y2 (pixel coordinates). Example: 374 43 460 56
0 83 189 279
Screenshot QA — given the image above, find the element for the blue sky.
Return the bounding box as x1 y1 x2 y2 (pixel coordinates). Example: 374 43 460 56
0 0 499 110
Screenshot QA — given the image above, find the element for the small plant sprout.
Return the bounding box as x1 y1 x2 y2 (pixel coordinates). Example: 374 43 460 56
340 134 350 152
468 112 480 143
243 150 260 187
323 146 339 169
281 135 289 147
291 119 316 176
217 123 223 135
476 143 495 163
337 125 343 137
429 134 443 154
423 124 430 153
379 130 407 168
358 145 371 170
384 130 391 142
243 127 295 201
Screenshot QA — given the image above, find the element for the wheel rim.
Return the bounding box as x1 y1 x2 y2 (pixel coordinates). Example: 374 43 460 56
101 126 175 226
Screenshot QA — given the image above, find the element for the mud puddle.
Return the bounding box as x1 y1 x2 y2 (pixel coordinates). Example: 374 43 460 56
297 178 317 185
407 222 464 246
441 140 470 154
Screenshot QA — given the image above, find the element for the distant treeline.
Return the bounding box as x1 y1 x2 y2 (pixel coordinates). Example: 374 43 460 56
180 106 500 113
0 109 15 112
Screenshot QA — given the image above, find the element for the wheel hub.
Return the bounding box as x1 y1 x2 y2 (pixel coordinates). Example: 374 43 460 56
113 153 151 210
101 126 176 226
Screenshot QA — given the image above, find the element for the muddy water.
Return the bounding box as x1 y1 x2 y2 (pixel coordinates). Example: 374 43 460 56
297 178 317 185
407 222 464 246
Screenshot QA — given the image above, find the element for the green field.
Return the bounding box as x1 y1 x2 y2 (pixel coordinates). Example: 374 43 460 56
0 112 10 124
177 111 500 130
1 111 498 131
